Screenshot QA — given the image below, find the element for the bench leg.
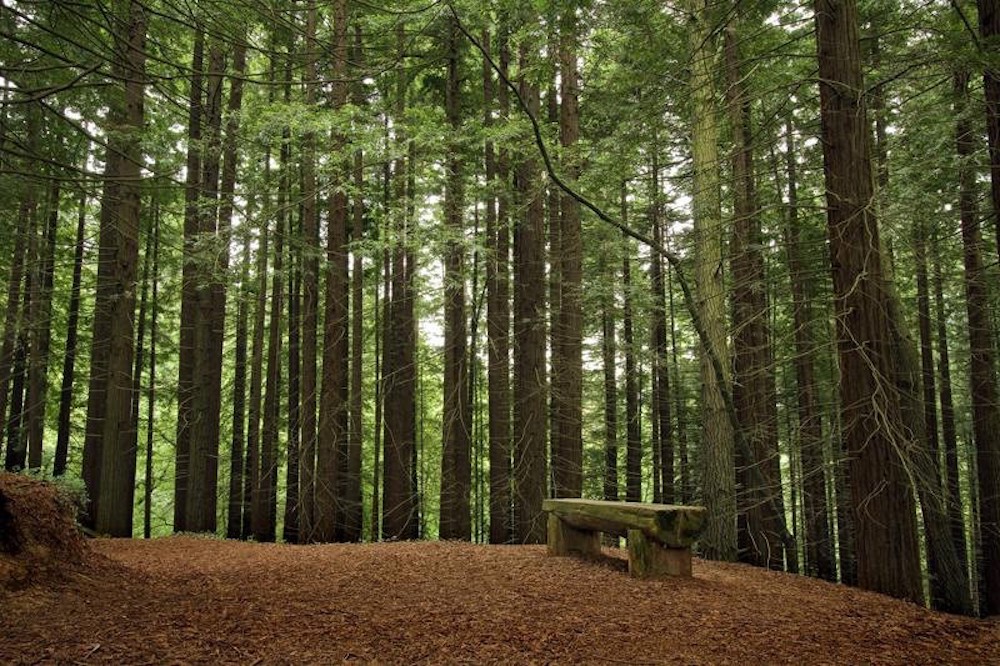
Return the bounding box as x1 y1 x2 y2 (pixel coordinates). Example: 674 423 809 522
627 529 692 578
547 514 601 557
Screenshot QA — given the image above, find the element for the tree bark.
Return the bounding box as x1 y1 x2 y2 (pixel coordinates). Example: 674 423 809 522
174 26 204 533
956 67 1000 615
688 0 736 561
440 15 471 540
317 0 350 542
144 208 160 538
345 23 366 544
486 27 512 545
782 118 834 581
513 44 547 544
82 0 145 536
54 188 87 477
298 0 319 543
552 7 583 500
933 228 968 590
813 0 922 603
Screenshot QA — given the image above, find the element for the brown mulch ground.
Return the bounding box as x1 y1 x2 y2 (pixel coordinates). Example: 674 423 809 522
1 535 998 665
0 473 86 591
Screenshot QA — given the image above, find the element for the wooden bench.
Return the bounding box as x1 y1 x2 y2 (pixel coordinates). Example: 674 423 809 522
542 499 706 578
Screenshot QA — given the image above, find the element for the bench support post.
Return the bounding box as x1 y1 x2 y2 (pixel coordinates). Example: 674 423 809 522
547 513 601 557
627 529 692 578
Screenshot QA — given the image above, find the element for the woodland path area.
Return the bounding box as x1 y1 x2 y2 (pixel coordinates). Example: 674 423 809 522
3 536 999 665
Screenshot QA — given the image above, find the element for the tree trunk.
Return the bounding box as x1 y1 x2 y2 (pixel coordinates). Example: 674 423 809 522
284 176 301 546
933 228 969 591
382 25 418 540
144 208 160 538
601 238 619 503
486 27 513 545
956 67 1000 616
623 227 641 503
254 139 288 543
25 177 58 470
782 118 835 581
243 190 269 540
0 173 32 470
649 155 672 505
174 26 204 533
668 258 690 504
298 0 319 543
440 15 471 540
345 23 366 544
813 0 922 603
978 0 1000 263
82 0 145 536
186 40 226 533
725 23 783 570
54 188 87 477
317 0 349 542
552 7 583 500
513 44 547 544
228 236 250 540
221 42 248 541
129 195 152 523
688 0 736 562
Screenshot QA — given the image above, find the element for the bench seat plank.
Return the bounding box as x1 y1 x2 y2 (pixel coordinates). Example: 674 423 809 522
542 499 705 549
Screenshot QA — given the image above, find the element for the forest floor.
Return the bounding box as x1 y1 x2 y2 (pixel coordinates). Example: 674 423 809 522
2 536 999 664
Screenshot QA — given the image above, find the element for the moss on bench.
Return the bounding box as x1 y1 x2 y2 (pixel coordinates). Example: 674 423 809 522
543 499 706 578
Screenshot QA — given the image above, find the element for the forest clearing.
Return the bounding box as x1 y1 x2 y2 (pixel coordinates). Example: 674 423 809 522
3 536 999 664
2 475 999 664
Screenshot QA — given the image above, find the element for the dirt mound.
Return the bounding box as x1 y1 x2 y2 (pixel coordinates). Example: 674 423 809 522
2 537 999 664
0 472 88 591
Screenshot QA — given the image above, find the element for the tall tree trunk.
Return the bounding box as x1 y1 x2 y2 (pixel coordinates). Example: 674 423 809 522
54 188 87 477
382 25 418 540
813 0 922 602
174 26 204 533
243 193 269 540
299 0 319 543
933 228 968 590
144 208 160 539
228 238 250 540
782 118 835 581
317 0 350 543
0 169 32 470
129 197 152 521
5 338 26 471
956 68 1000 616
440 15 472 540
916 211 971 604
82 0 145 536
649 154 672 505
254 138 288 543
601 242 619 503
345 23 366 544
220 42 247 541
513 44 547 543
25 177 58 470
623 221 641 502
486 27 512 545
689 0 736 561
668 257 690 504
187 41 226 533
552 7 583 500
884 266 973 614
725 23 783 570
284 180 301 546
24 177 53 470
978 0 1000 263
